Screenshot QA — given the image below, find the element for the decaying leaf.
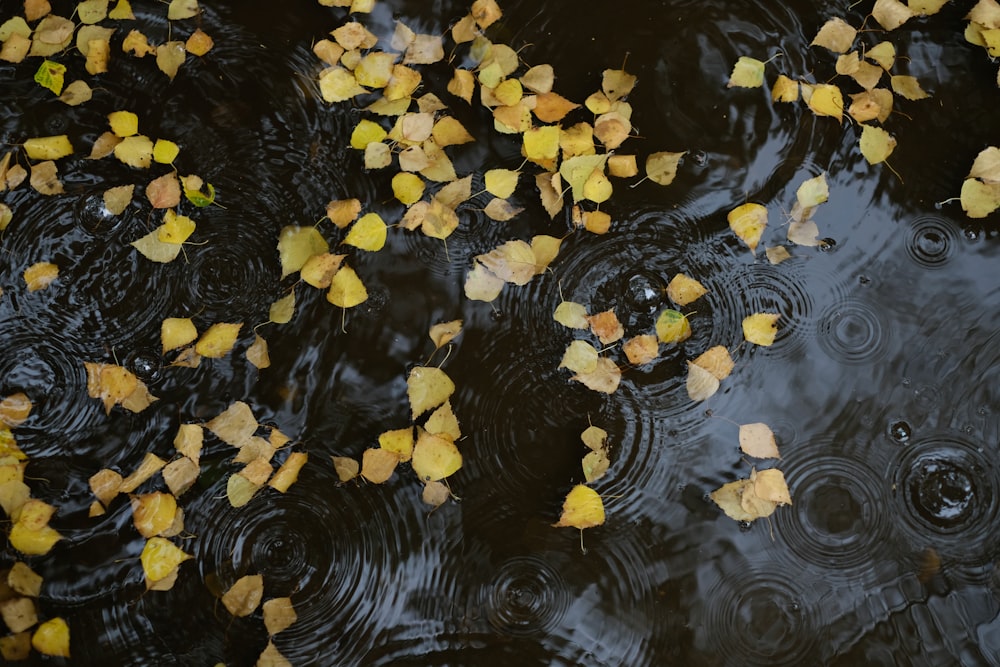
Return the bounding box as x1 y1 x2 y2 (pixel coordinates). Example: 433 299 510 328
84 362 157 414
739 423 781 459
686 361 721 402
222 574 264 617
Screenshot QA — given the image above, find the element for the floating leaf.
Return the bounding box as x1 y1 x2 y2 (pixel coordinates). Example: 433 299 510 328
666 273 707 306
131 492 178 538
554 301 589 329
222 574 264 618
33 60 66 95
727 56 765 88
890 74 930 100
811 17 857 53
411 430 462 482
960 178 1000 218
269 452 308 493
873 0 915 30
571 357 621 394
743 313 780 346
728 203 767 252
587 309 624 345
343 213 387 251
277 226 329 278
623 334 659 365
686 361 720 401
327 265 368 308
31 617 70 658
23 262 58 292
407 366 455 419
806 83 844 122
645 151 685 185
655 309 692 344
553 484 605 529
429 320 463 349
84 361 157 414
559 340 599 375
859 124 897 164
194 322 242 358
739 423 781 459
23 135 73 161
263 598 297 636
361 448 400 484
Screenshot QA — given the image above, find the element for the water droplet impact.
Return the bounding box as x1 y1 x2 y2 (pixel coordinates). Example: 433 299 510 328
126 350 162 383
858 274 871 286
624 272 664 312
889 421 912 442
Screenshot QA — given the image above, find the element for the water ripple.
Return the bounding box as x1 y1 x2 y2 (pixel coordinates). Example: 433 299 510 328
903 215 958 269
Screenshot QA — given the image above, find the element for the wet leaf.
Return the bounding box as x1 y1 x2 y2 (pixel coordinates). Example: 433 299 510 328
327 265 368 308
571 357 621 394
119 453 167 493
23 262 58 292
33 60 66 95
29 160 63 195
131 492 177 538
582 449 610 483
811 17 857 53
553 484 605 529
464 262 505 302
84 362 157 414
743 313 780 346
207 401 257 447
560 340 599 375
753 468 792 505
302 253 345 289
408 366 455 419
361 448 400 483
655 309 692 344
645 151 685 185
728 202 767 252
686 361 721 401
554 301 589 329
263 597 297 636
796 173 829 209
222 574 264 617
186 29 214 56
588 309 624 345
9 499 62 556
960 178 1000 218
806 83 844 122
141 537 191 586
968 146 1000 183
163 457 199 497
24 135 73 161
422 480 451 507
429 320 463 350
478 240 537 285
623 335 659 366
194 322 242 358
665 273 706 306
156 42 187 80
891 74 930 100
113 135 154 168
1 597 38 634
278 226 329 278
727 56 765 88
739 423 781 459
269 452 307 492
859 124 897 164
411 430 462 481
31 617 69 658
161 317 197 353
344 213 387 251
471 0 502 29
873 0 915 30
332 456 360 482
866 41 896 69
8 562 43 597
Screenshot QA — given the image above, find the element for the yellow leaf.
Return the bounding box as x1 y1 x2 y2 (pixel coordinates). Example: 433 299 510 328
277 226 329 278
471 0 502 28
108 110 139 137
185 28 213 56
602 68 637 101
968 146 1000 183
152 139 180 164
710 478 759 521
960 178 1000 218
523 125 561 169
796 173 829 209
686 361 720 401
226 473 261 507
392 172 424 205
131 492 177 538
33 59 66 94
484 168 519 198
23 135 73 160
859 124 897 164
560 154 608 202
119 453 167 493
207 401 257 447
426 401 461 440
422 480 451 507
161 317 197 353
872 0 915 30
623 334 659 365
29 160 63 195
163 456 199 497
195 322 242 358
743 312 780 346
582 449 610 483
530 234 562 274
222 574 264 617
327 265 368 308
407 366 455 419
378 427 414 462
532 91 580 123
350 119 387 149
667 273 707 307
587 309 624 344
429 320 462 349
559 340 599 375
8 562 43 598
344 212 387 251
739 423 781 459
31 617 69 658
727 202 767 252
646 151 685 185
727 56 765 88
753 468 793 505
890 74 930 100
141 537 191 584
806 83 843 122
553 301 589 329
447 68 476 103
355 51 396 88
384 63 421 101
263 597 297 636
464 262 505 302
811 17 857 53
326 199 362 228
553 484 605 529
319 67 366 103
771 74 799 102
332 456 360 482
477 240 537 286
113 135 154 168
411 430 462 481
23 262 58 292
655 309 692 344
361 448 400 483
571 357 621 394
607 154 638 177
866 41 896 69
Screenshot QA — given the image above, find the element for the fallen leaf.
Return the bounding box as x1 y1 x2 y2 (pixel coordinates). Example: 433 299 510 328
554 301 589 329
277 226 329 278
587 309 624 344
8 562 43 597
553 484 605 529
263 597 297 636
31 617 69 658
161 317 197 353
655 309 692 344
131 492 177 538
890 74 930 100
727 56 766 88
194 322 242 358
407 366 455 419
84 362 157 413
422 480 451 507
743 313 780 346
332 456 360 482
666 273 707 306
623 334 659 365
686 361 720 401
645 151 685 185
207 401 257 447
739 423 781 459
811 17 857 53
162 457 199 497
873 0 915 30
859 124 897 164
411 430 462 481
269 452 307 492
327 265 368 308
571 357 621 394
806 83 844 122
141 537 191 587
582 449 610 482
29 161 63 195
559 340 599 375
23 262 58 292
728 202 767 252
119 453 167 493
222 574 264 617
361 448 400 483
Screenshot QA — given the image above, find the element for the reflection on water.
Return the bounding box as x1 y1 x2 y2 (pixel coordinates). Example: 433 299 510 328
2 0 1000 664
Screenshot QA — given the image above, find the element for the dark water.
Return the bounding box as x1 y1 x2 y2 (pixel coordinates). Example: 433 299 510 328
2 0 1000 664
